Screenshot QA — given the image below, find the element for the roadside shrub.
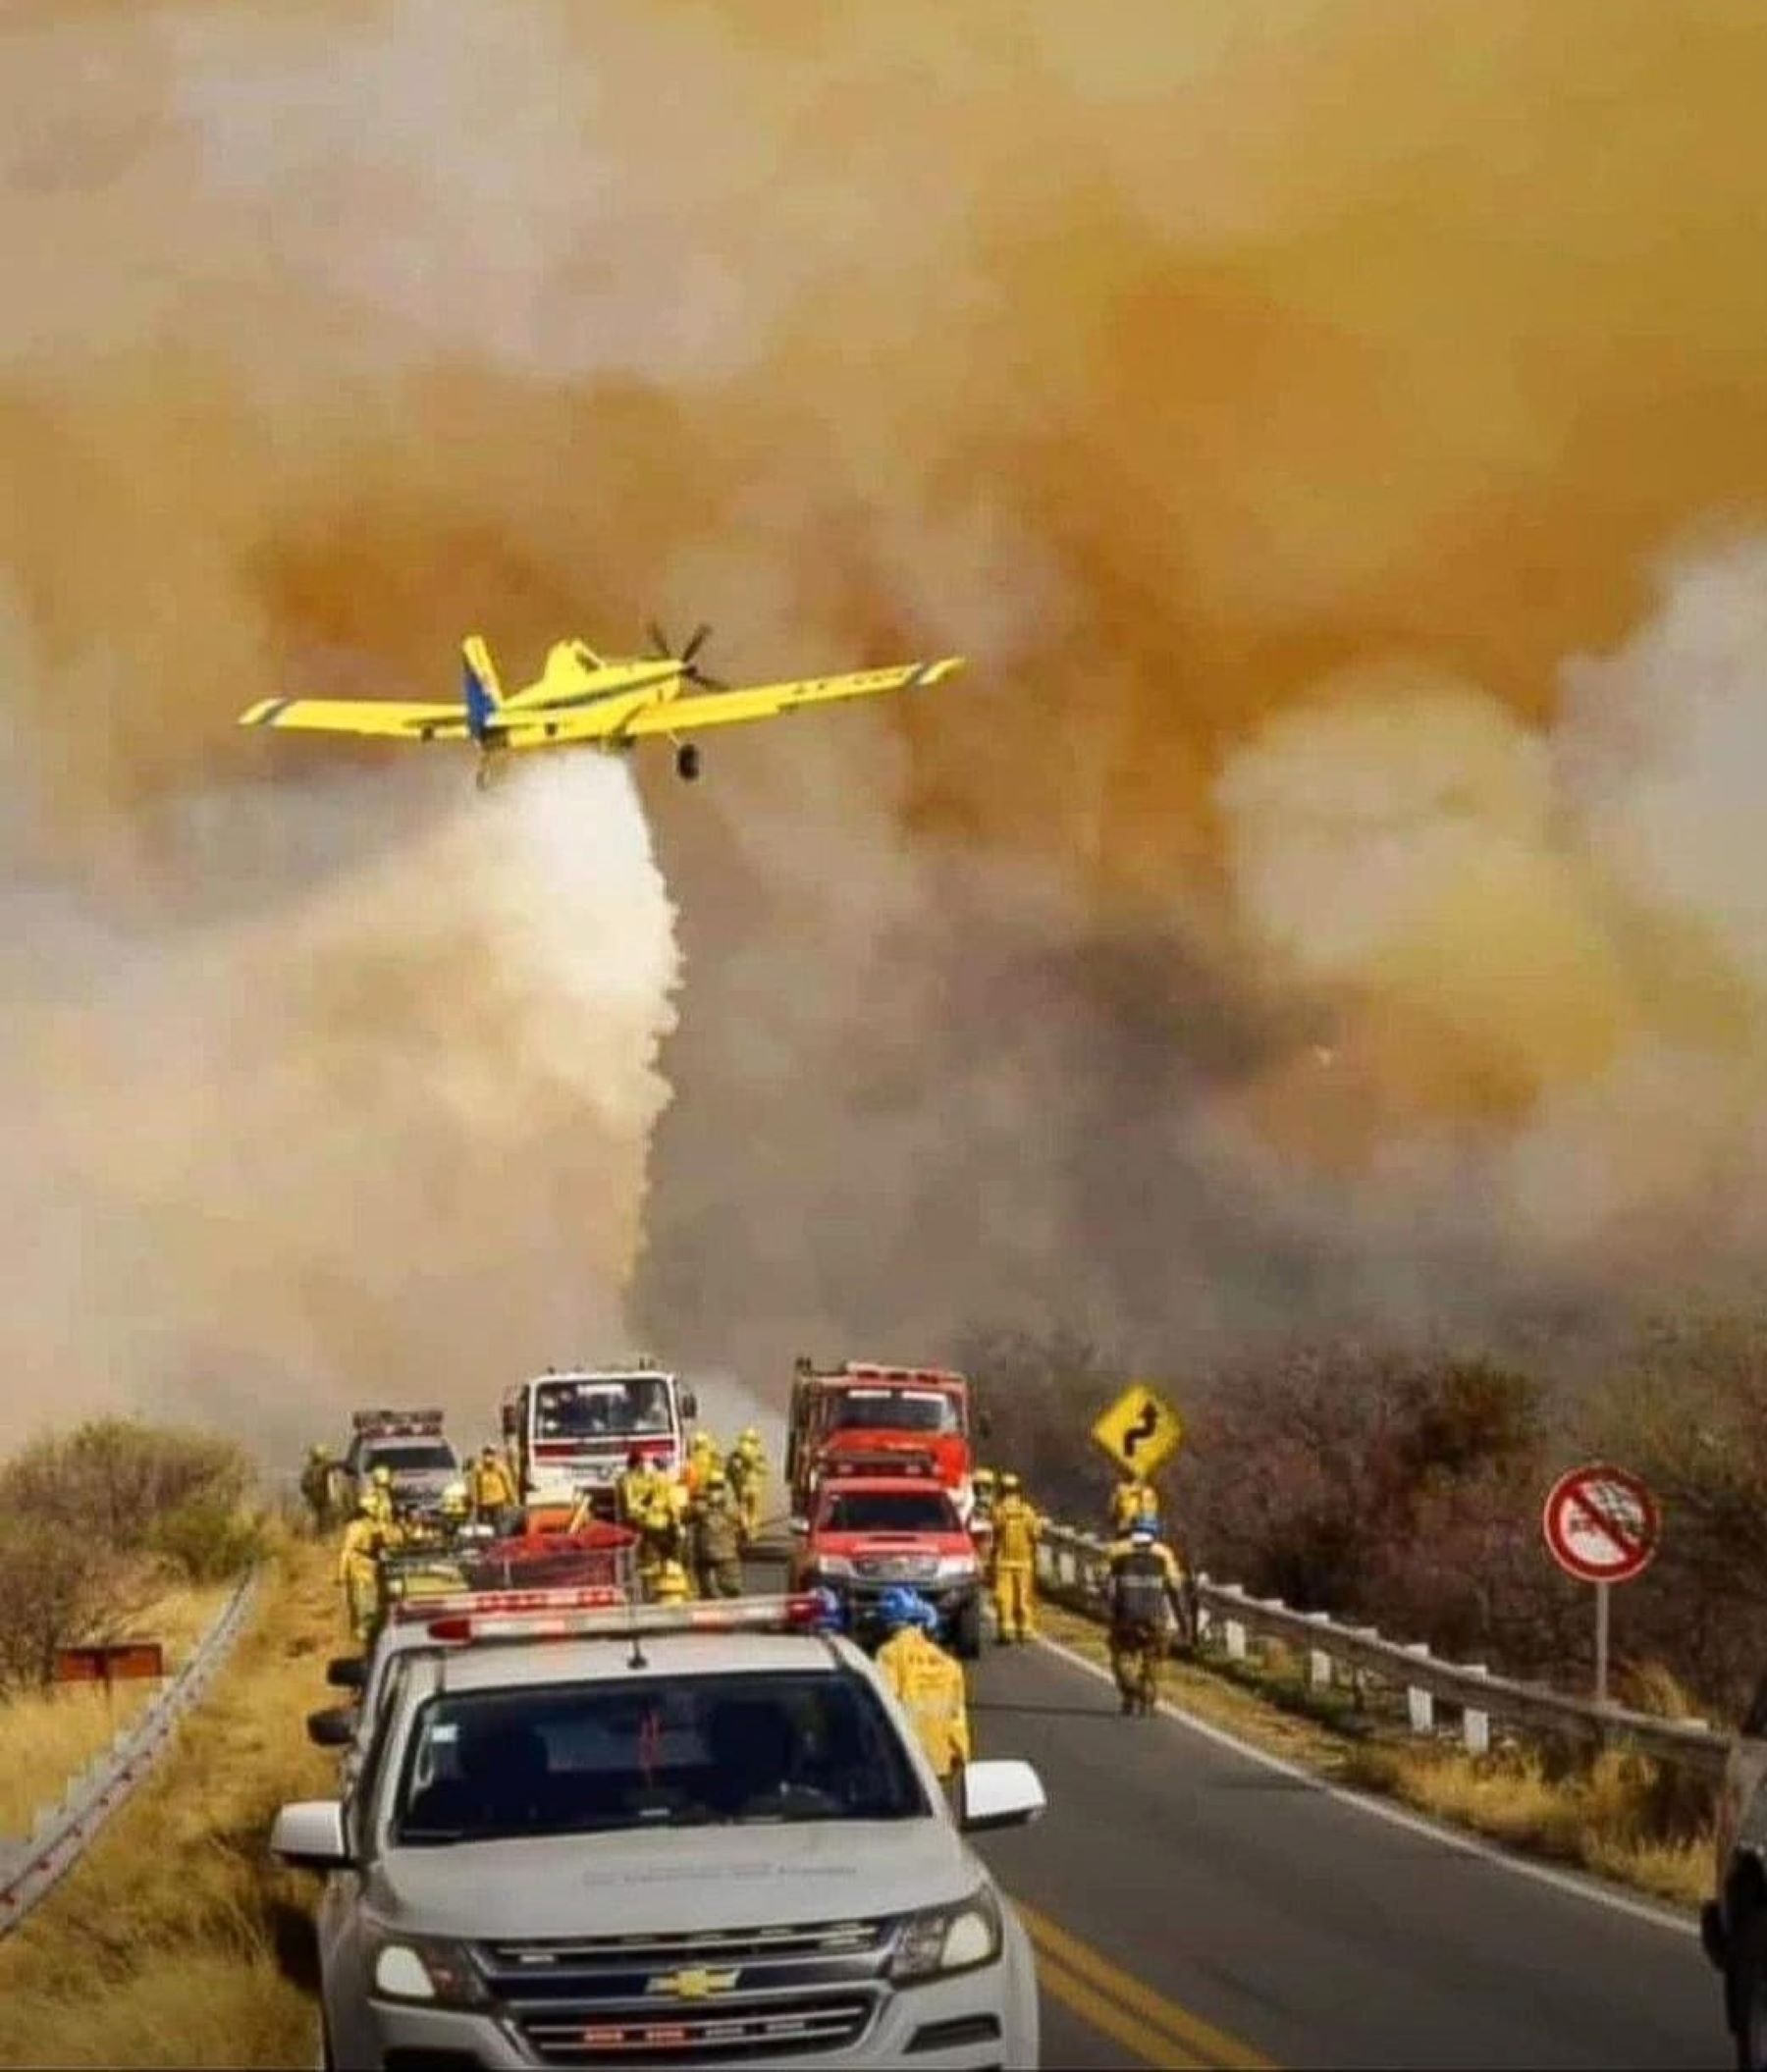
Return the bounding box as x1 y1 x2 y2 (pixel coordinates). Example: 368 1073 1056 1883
0 1516 116 1692
148 1498 268 1584
0 1418 253 1552
1581 1308 1767 1715
0 1419 262 1689
1172 1343 1546 1616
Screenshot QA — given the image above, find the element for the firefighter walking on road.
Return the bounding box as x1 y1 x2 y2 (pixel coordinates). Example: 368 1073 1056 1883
726 1428 767 1544
991 1473 1042 1643
1106 1520 1191 1716
1107 1463 1160 1537
688 1467 745 1599
875 1588 972 1782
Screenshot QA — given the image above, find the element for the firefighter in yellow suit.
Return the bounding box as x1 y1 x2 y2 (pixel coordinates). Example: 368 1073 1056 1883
874 1589 971 1780
991 1473 1042 1642
1107 1463 1160 1536
337 1495 388 1644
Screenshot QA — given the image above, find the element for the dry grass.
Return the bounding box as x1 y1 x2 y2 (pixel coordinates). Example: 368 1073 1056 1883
1040 1601 1712 1912
0 1529 340 2070
0 1576 234 1839
1338 1742 1710 1908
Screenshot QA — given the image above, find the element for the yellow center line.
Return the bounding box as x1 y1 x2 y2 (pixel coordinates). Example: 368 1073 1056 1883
1018 1898 1278 2070
1036 1947 1208 2070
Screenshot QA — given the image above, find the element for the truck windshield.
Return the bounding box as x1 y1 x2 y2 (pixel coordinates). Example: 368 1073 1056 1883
534 1377 672 1441
393 1671 928 1842
821 1490 958 1534
365 1442 455 1473
830 1389 960 1435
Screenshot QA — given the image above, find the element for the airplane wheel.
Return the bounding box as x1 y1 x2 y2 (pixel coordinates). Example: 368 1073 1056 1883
676 743 702 781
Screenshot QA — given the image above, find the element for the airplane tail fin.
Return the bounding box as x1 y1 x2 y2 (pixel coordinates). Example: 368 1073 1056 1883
461 635 504 740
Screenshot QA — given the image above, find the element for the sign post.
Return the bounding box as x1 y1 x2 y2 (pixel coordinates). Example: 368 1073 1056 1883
1091 1383 1185 1480
1542 1462 1659 1708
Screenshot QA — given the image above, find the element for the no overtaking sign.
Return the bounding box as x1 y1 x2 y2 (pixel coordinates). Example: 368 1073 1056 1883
1542 1461 1659 1585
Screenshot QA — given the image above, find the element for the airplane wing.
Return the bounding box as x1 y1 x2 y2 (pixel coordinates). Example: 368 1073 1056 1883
238 698 472 740
609 657 965 742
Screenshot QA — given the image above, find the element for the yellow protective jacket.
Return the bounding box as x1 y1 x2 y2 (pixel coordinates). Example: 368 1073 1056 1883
689 1496 743 1568
991 1494 1041 1567
468 1457 517 1512
616 1465 663 1526
337 1515 383 1585
877 1628 972 1779
1108 1480 1159 1533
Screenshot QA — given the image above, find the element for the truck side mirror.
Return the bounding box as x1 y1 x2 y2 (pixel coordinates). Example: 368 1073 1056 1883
788 1516 810 1537
681 1389 699 1421
306 1706 358 1749
978 1410 994 1440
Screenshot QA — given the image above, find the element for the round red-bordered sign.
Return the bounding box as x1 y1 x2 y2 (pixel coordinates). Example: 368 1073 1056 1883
1542 1461 1659 1584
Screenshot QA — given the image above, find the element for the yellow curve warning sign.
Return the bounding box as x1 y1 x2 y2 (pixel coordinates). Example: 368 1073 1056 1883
1091 1382 1184 1477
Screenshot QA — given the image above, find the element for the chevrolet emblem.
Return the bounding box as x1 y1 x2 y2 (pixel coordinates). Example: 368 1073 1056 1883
646 1966 741 2000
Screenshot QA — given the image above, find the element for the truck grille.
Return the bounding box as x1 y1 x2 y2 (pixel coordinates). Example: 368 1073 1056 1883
518 1993 872 2064
483 1920 886 1969
479 1920 890 2067
854 1555 939 1581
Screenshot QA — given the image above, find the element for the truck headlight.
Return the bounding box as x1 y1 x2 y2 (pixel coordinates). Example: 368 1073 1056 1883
811 1556 854 1581
367 1931 493 2009
936 1554 978 1580
890 1887 1002 1981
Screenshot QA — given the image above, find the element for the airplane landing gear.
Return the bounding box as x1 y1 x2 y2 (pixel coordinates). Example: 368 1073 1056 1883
675 742 701 781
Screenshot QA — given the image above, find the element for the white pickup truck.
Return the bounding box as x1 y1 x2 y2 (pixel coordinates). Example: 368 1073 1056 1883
274 1593 1044 2069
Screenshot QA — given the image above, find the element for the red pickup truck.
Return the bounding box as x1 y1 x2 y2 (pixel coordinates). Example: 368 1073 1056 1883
787 1462 986 1659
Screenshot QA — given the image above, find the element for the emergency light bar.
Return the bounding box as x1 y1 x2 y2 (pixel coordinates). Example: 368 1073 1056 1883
351 1407 446 1434
420 1592 831 1647
839 1364 963 1387
389 1583 627 1627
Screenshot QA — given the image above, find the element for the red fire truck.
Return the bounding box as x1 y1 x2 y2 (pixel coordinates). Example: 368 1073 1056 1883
784 1358 980 1521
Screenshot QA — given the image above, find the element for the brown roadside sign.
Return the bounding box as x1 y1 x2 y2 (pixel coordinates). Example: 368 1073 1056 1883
53 1642 165 1683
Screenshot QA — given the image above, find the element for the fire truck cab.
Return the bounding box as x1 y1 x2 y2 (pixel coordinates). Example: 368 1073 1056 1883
500 1363 697 1524
786 1359 978 1522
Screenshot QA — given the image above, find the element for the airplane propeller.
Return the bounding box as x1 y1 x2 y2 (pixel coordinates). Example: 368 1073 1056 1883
644 619 729 692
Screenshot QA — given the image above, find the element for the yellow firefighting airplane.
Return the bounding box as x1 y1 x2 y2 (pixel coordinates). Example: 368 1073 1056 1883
239 624 965 788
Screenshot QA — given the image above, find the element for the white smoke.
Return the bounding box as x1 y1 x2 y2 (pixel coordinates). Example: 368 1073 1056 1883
0 754 679 1454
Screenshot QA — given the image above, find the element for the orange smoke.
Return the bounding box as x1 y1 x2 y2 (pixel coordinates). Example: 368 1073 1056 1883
8 1 1767 1412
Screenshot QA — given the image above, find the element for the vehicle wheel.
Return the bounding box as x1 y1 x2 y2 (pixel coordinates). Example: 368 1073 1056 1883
1734 1907 1767 2070
952 1594 984 1662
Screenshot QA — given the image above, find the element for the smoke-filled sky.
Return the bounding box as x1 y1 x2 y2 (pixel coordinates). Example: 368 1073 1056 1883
6 0 1767 1443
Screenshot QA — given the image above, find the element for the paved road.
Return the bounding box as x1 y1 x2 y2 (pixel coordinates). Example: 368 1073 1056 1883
968 1633 1725 2070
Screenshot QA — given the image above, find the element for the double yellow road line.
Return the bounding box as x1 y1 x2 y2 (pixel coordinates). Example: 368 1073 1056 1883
1018 1900 1276 2070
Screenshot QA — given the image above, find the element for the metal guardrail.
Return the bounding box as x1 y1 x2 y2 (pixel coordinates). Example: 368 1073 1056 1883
1036 1524 1732 1781
0 1567 263 1938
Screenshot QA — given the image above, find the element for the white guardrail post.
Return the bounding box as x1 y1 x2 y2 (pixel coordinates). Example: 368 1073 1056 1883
0 1567 262 1939
1403 1643 1435 1734
1034 1521 1731 1781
